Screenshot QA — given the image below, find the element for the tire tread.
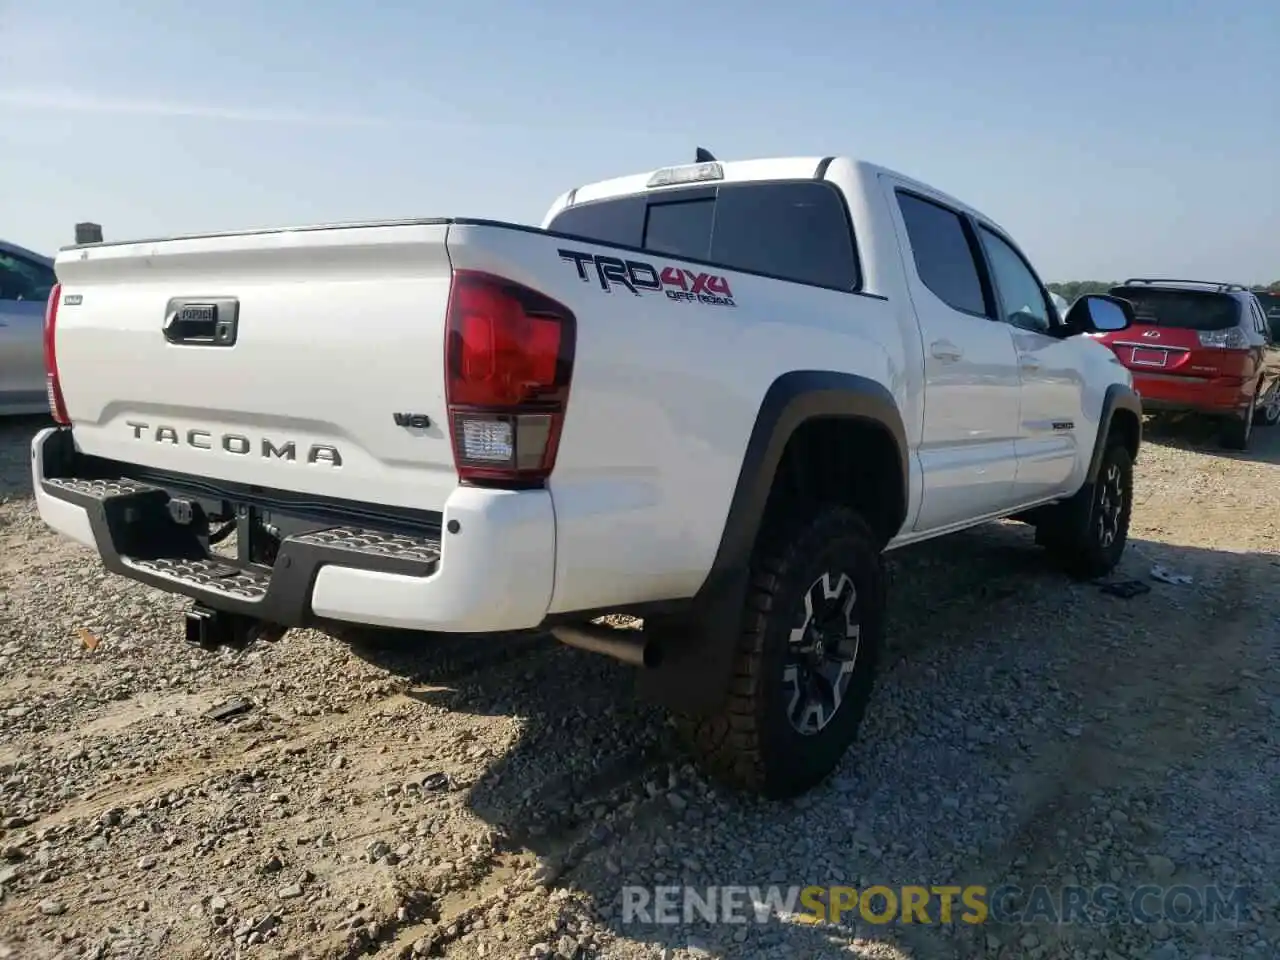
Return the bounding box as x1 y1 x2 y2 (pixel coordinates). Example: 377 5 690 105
1040 439 1133 580
678 507 884 797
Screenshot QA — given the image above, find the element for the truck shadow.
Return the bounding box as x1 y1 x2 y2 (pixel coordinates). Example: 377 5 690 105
341 523 1280 959
1 414 1272 957
0 414 49 499
1141 412 1280 465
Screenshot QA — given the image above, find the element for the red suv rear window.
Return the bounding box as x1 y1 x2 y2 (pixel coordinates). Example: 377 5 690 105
1109 287 1240 332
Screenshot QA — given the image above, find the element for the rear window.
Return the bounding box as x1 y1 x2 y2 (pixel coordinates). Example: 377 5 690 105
1108 287 1241 331
644 199 713 261
548 195 646 249
547 180 859 291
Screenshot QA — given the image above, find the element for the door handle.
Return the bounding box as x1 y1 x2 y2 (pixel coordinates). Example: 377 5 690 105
930 340 963 362
1019 354 1041 372
162 298 240 347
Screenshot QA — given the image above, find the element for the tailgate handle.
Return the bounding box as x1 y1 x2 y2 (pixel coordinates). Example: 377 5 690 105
163 298 240 347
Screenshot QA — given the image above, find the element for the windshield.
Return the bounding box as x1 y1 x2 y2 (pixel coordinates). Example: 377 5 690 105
1109 287 1240 331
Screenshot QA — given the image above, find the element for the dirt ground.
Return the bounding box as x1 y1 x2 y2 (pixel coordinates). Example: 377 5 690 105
0 413 1277 960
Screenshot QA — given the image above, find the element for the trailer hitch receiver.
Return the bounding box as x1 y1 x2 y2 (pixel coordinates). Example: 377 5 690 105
184 603 285 652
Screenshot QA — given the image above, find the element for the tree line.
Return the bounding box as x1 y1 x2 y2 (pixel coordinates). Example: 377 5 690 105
1048 280 1280 301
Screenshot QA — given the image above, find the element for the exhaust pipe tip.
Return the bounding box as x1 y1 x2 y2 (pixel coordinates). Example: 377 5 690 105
551 622 661 668
636 640 662 670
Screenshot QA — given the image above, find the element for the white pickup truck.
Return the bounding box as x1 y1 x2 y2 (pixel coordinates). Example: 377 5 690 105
32 151 1143 798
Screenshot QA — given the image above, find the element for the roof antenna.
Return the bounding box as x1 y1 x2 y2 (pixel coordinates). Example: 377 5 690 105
695 147 716 163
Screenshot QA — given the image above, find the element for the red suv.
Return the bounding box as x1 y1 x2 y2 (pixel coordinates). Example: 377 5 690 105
1095 279 1280 450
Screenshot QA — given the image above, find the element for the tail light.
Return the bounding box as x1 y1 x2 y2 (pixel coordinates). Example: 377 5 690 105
444 271 576 486
1196 327 1248 350
44 282 70 425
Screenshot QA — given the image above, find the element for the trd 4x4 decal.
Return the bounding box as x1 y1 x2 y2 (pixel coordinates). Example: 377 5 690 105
558 249 736 308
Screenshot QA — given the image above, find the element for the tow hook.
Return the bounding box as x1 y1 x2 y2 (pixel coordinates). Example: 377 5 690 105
184 603 285 652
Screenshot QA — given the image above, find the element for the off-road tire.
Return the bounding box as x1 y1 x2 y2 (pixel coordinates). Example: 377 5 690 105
1037 439 1133 580
677 506 886 799
1220 395 1255 450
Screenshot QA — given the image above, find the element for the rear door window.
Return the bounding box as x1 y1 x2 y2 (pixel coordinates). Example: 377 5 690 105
547 180 860 291
1108 287 1240 331
895 192 988 316
1250 299 1267 336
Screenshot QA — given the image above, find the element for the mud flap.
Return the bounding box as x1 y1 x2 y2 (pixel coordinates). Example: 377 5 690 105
634 568 750 718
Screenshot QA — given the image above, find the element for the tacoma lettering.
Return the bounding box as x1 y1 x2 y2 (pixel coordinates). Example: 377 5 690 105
262 439 297 460
126 421 342 466
559 248 735 307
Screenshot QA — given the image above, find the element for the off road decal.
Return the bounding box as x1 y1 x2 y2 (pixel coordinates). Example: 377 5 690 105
558 249 736 308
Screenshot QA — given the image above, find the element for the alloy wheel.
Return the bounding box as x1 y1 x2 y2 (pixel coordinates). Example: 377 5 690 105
1096 461 1125 549
783 571 861 736
1262 385 1280 426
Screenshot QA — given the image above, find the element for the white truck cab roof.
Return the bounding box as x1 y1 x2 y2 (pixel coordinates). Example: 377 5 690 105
542 153 1011 243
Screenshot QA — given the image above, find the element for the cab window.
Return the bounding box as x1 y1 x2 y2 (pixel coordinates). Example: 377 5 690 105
976 227 1054 333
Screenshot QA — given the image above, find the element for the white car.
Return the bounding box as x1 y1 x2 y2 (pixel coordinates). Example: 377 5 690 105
0 239 56 415
31 152 1141 797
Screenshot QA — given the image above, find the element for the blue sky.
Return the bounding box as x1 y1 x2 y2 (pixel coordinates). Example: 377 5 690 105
2 0 1277 283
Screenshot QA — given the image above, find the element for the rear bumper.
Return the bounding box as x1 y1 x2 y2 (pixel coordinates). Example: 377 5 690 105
31 427 555 633
1130 372 1251 415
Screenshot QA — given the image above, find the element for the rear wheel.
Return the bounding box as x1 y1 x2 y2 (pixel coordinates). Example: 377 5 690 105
1219 393 1255 450
1038 440 1133 580
677 506 885 799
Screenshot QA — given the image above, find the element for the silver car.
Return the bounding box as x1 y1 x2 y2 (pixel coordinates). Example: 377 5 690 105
0 239 55 415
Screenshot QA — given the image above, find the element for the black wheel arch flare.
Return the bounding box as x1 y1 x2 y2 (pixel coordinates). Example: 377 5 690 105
638 370 909 717
1088 382 1143 482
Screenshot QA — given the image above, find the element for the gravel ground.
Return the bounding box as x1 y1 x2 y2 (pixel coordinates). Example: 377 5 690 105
1 413 1277 960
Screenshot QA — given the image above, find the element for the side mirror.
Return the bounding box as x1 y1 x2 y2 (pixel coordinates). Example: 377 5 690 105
1065 294 1133 335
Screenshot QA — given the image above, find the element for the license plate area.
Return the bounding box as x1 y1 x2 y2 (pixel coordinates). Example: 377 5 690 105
1130 347 1168 367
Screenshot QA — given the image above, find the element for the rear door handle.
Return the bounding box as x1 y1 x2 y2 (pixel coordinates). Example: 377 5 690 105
1019 354 1041 372
930 340 963 361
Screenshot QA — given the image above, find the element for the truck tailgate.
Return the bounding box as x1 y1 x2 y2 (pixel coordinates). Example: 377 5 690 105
53 222 458 511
